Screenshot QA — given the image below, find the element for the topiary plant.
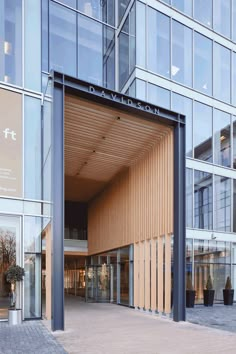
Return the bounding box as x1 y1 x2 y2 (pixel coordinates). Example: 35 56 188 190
5 265 25 309
225 276 232 289
206 274 213 290
186 275 193 290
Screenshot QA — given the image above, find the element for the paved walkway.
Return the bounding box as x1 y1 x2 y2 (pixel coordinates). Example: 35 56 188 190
44 296 236 354
0 320 66 354
187 304 236 333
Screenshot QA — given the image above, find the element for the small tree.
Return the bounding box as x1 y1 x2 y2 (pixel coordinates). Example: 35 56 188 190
5 265 25 309
225 276 232 289
186 275 194 290
206 274 213 290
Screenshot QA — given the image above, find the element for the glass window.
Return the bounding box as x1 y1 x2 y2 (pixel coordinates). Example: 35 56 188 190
148 83 170 109
234 180 236 232
172 93 192 157
194 32 212 96
0 0 22 85
233 0 236 41
43 100 52 202
119 6 135 90
147 8 170 78
233 53 236 106
213 109 231 167
136 79 146 101
233 116 236 169
118 0 131 23
213 43 230 103
172 0 192 16
42 0 49 72
49 2 76 77
186 168 193 228
213 0 231 38
24 96 41 200
24 0 41 91
172 20 192 87
127 80 135 98
78 0 115 26
194 102 212 162
194 0 212 27
24 253 41 318
24 216 42 253
194 170 213 230
214 176 231 232
136 1 145 68
58 0 76 7
78 15 115 88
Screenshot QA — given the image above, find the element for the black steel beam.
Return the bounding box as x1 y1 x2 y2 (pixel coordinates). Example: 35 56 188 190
173 121 186 322
52 79 64 331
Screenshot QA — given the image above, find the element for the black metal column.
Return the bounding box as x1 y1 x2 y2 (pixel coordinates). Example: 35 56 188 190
173 121 186 322
52 78 64 331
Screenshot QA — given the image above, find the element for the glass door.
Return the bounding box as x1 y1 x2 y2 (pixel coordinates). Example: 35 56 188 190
85 265 110 302
0 215 21 320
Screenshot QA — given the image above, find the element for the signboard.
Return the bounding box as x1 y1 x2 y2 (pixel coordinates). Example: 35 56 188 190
0 89 22 197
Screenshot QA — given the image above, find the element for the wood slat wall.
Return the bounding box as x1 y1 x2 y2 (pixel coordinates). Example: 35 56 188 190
88 129 173 313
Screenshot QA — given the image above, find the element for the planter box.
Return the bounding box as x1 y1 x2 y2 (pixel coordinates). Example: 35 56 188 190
203 289 215 307
223 289 234 305
186 290 195 308
8 309 22 325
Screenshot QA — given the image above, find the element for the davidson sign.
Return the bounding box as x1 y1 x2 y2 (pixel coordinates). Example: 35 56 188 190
88 85 161 116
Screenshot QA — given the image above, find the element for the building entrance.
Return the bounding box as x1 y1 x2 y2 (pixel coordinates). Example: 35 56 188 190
86 265 110 302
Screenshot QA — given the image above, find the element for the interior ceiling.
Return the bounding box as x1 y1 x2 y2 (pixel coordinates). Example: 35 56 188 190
64 94 171 202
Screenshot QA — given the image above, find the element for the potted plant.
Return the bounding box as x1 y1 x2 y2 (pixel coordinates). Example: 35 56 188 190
223 276 234 305
186 275 195 308
203 274 215 306
5 264 25 325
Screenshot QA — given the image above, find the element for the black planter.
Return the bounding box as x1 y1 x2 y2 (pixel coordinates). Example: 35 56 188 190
203 289 215 306
186 290 195 308
223 289 234 305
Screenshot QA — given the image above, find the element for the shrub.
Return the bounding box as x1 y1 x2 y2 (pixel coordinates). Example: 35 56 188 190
225 276 232 290
5 265 25 284
206 275 213 290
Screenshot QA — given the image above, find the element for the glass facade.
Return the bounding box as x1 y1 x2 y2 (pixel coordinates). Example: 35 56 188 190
0 0 236 319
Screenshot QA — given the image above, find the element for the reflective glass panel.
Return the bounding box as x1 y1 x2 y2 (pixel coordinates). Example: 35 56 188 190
172 93 192 157
194 32 212 96
136 79 146 101
194 170 213 230
147 8 170 78
172 0 192 16
42 0 49 72
118 0 131 23
0 0 22 85
136 1 145 67
24 96 42 200
78 0 115 26
148 83 170 109
194 0 212 27
213 109 231 167
78 15 115 88
186 168 193 228
58 0 76 7
213 43 230 103
194 102 212 162
49 2 76 76
24 254 41 318
24 216 42 253
172 20 192 87
233 53 236 106
233 0 236 41
214 176 231 232
233 116 236 169
213 0 231 38
234 181 236 232
24 0 41 91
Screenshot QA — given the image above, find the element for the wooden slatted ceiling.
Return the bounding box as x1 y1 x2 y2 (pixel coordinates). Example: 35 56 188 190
65 94 171 201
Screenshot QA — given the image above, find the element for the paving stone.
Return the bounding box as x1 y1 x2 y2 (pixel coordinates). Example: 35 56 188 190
0 320 67 354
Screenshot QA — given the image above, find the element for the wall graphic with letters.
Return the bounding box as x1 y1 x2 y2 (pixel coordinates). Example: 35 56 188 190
0 89 22 197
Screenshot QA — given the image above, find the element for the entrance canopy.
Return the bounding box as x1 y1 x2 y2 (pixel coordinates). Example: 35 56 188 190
50 72 186 331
